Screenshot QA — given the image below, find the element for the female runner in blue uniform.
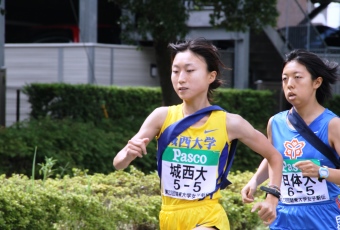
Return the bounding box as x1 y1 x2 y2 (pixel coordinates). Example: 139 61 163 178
242 49 340 230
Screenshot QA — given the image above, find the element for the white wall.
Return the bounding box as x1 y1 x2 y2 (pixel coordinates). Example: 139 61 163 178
4 43 159 126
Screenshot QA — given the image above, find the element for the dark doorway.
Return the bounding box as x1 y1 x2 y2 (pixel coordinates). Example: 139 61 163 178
5 0 121 44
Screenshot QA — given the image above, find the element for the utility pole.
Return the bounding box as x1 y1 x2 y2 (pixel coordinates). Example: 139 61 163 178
79 0 97 43
0 0 6 127
79 0 97 84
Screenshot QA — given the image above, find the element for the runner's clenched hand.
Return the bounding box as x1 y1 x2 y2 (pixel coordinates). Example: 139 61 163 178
125 138 149 158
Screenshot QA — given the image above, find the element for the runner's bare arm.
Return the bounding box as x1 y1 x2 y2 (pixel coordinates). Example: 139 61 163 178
227 114 282 187
295 117 340 184
324 117 340 184
241 117 275 203
113 107 168 170
227 114 282 225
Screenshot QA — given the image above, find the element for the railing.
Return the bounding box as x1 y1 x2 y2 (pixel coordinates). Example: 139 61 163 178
0 67 6 127
5 86 28 126
4 43 234 127
4 43 159 127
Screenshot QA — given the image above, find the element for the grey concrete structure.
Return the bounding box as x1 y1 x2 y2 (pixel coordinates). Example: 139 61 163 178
0 0 5 127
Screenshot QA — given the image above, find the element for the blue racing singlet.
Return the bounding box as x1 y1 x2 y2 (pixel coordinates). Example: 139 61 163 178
270 109 340 230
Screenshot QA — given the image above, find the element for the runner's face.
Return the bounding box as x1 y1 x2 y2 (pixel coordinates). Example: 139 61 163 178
171 50 215 102
282 61 321 106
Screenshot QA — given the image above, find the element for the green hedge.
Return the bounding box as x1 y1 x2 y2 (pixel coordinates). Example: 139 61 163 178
23 83 161 122
18 83 277 173
325 95 340 116
0 166 266 230
0 117 157 176
22 83 340 124
23 83 276 129
1 83 335 177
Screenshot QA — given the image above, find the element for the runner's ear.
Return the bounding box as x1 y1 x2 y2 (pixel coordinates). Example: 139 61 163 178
208 71 216 84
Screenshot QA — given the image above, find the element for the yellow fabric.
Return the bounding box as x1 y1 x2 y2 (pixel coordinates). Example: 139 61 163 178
156 104 231 229
159 199 230 230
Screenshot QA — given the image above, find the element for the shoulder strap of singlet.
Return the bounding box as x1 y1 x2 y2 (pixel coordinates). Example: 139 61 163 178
218 139 238 189
157 105 223 177
288 108 340 169
157 105 238 192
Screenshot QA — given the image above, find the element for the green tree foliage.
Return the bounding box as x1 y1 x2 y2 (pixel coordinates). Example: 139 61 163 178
110 0 189 105
109 0 279 105
196 0 279 32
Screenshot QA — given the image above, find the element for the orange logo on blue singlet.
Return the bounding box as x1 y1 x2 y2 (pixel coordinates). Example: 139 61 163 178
283 138 305 159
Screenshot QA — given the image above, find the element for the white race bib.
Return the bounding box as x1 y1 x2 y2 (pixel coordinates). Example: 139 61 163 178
161 147 220 200
280 159 329 204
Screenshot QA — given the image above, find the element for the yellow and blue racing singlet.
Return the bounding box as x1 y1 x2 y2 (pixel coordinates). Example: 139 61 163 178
156 104 231 206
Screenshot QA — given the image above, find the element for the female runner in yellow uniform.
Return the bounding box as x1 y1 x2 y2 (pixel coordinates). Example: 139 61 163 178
114 38 283 230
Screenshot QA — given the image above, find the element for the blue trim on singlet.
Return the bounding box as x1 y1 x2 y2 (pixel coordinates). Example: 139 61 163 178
218 139 238 189
156 105 238 195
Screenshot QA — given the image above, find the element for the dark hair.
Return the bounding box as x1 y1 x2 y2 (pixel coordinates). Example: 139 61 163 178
168 38 228 102
283 49 340 105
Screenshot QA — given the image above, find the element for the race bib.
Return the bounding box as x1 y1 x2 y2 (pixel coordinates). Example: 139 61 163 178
280 159 329 204
161 147 219 200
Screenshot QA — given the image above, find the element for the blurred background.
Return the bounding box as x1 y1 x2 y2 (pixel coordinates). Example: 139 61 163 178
1 0 340 127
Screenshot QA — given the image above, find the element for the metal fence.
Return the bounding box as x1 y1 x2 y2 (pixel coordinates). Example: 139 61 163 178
4 43 159 127
6 86 29 126
4 43 234 127
0 67 6 127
